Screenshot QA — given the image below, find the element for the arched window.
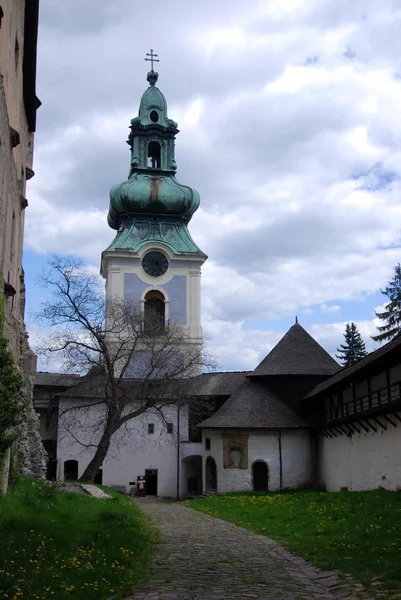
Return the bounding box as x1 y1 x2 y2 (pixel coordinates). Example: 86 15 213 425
64 459 78 481
147 141 161 168
144 290 165 333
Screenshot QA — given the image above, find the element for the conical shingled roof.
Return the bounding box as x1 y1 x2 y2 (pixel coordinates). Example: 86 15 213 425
198 379 306 429
250 322 340 377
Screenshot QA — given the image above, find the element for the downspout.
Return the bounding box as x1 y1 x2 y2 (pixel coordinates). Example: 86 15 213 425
278 430 283 491
176 404 180 501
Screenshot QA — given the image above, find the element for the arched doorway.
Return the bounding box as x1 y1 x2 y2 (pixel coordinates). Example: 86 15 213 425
253 461 268 491
205 456 217 492
64 460 78 481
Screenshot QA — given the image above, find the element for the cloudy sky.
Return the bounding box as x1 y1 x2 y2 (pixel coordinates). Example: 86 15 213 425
25 0 401 372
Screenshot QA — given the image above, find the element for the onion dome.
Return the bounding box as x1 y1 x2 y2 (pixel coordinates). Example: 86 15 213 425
108 174 200 230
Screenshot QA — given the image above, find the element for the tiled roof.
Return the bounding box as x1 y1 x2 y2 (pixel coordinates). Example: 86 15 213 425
198 378 307 429
250 323 340 377
305 333 401 398
58 370 250 399
186 371 250 396
35 372 81 387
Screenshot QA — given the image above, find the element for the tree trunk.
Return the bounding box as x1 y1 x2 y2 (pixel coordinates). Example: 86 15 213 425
79 427 114 483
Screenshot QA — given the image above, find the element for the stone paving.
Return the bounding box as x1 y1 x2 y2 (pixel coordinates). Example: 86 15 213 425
127 498 368 600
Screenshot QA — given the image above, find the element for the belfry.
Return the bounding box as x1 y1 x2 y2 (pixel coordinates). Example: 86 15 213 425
101 56 207 359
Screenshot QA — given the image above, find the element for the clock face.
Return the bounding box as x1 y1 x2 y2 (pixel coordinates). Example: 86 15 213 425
142 251 168 277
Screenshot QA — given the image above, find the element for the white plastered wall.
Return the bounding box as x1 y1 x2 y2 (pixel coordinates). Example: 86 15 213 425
57 398 191 497
202 428 312 493
318 417 401 491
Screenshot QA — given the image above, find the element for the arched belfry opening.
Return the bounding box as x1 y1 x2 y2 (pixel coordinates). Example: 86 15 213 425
148 141 161 168
144 290 165 332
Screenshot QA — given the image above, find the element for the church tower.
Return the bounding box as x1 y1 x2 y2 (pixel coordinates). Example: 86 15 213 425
101 55 207 358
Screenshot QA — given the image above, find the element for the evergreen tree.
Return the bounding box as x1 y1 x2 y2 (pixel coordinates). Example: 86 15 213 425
336 322 368 366
372 263 401 343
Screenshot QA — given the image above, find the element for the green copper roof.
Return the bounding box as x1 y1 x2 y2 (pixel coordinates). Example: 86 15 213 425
105 64 204 257
105 215 204 256
108 174 200 229
131 70 177 129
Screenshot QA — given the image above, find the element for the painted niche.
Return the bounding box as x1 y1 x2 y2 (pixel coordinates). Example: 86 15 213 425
222 434 249 469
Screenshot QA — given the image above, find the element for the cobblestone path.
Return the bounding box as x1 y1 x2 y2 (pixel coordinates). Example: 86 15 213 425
128 498 362 600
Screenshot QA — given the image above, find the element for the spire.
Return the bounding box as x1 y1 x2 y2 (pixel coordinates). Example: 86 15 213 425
145 49 159 71
295 316 298 324
104 54 206 258
145 49 160 86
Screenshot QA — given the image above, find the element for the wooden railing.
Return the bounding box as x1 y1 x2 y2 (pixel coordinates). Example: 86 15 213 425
311 378 401 427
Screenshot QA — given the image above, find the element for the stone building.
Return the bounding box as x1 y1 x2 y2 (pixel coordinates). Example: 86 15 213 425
33 64 401 497
0 0 46 492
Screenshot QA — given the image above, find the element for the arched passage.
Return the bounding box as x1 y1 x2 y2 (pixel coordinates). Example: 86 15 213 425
64 460 78 481
144 290 165 332
182 455 202 496
252 461 269 492
205 456 217 492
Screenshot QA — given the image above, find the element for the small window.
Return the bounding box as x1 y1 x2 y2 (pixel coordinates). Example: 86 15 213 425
205 438 211 451
167 423 173 434
150 110 159 123
148 423 155 434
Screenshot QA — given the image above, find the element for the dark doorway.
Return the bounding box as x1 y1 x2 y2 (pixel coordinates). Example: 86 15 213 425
43 439 57 481
64 459 78 481
94 467 103 484
145 469 158 496
46 460 57 481
253 461 268 491
205 456 217 492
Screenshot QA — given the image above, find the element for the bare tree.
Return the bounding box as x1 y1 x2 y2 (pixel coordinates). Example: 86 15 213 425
34 255 215 482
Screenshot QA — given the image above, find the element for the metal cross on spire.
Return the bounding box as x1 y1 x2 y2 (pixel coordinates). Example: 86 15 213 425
145 49 159 71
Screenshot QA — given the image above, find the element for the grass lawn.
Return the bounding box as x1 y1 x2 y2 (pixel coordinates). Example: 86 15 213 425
188 490 401 591
0 478 154 599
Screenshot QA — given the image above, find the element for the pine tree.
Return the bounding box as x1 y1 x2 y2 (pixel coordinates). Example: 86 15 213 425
336 322 368 367
372 263 401 343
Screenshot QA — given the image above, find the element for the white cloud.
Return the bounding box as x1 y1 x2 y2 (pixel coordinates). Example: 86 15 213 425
320 304 341 314
25 0 401 371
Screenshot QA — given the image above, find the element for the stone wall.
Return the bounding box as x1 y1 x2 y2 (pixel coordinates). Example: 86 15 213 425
16 350 47 478
0 0 46 491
